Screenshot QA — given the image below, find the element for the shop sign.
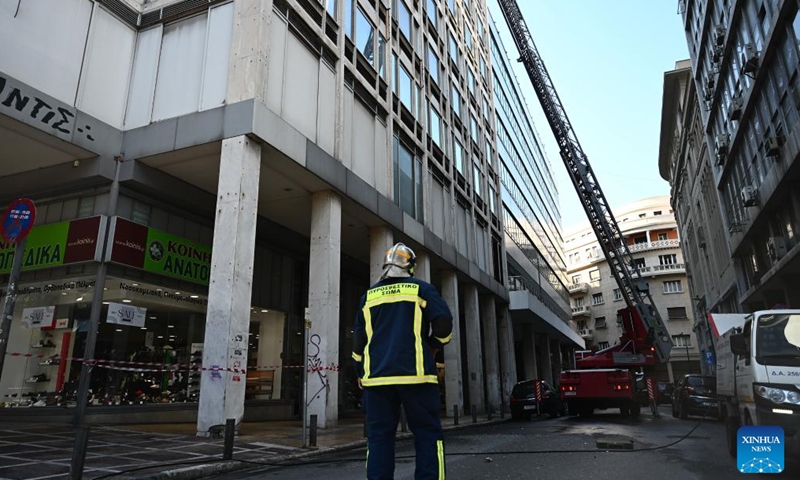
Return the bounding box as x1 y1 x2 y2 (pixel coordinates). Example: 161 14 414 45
107 217 212 285
0 216 104 274
21 306 55 329
106 302 147 328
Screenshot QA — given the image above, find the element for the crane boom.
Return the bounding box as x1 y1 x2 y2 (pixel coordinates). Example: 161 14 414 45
496 0 673 363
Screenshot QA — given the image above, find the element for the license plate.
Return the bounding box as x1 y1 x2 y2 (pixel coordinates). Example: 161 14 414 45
564 391 577 396
523 405 537 410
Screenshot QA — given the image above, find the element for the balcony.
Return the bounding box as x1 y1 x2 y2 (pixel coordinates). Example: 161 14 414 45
637 263 686 276
572 305 591 317
568 282 589 294
627 239 681 253
578 328 594 340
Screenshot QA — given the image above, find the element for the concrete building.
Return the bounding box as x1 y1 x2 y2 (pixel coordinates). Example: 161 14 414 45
0 0 533 433
488 13 584 389
564 196 699 383
660 1 800 372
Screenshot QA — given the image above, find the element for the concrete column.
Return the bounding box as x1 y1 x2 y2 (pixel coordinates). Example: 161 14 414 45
441 270 463 416
523 326 538 380
550 339 561 386
666 361 675 383
463 284 485 414
497 304 517 401
197 135 261 436
416 251 431 283
480 295 501 412
539 334 553 385
369 226 393 285
307 191 342 428
226 0 274 104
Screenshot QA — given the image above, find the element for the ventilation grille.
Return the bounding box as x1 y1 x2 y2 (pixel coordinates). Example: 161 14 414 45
140 0 229 28
97 0 139 26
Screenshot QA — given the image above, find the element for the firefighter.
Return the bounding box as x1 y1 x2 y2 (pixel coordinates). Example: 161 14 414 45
352 242 453 480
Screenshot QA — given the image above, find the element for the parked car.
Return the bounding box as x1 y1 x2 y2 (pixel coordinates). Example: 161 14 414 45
657 381 675 405
671 374 718 419
510 379 563 420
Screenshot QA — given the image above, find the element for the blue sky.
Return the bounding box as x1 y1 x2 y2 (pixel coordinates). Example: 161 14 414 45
487 1 690 231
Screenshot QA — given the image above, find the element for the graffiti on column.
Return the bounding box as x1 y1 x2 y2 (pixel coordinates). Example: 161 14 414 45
306 333 330 407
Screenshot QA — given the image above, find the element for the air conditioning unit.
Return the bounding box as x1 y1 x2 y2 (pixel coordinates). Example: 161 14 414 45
714 25 726 46
742 43 759 74
741 185 758 207
730 92 743 121
712 44 724 63
765 136 781 157
716 133 729 156
767 236 788 261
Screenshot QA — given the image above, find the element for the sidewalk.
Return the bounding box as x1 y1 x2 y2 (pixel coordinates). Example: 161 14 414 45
0 413 509 480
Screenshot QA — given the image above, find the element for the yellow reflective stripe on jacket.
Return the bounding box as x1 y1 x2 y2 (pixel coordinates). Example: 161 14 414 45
352 352 362 362
414 299 423 376
437 440 445 479
363 304 373 378
434 332 453 344
361 375 439 386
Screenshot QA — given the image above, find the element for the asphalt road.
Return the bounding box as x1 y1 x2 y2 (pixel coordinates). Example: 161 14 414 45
208 406 798 479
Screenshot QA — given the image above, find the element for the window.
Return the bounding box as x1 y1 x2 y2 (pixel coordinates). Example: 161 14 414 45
589 270 600 281
572 274 582 284
448 0 456 14
576 319 587 330
591 293 604 305
467 69 475 96
663 280 683 294
595 317 607 329
574 297 585 308
427 45 439 84
470 114 479 143
378 35 386 77
426 0 437 26
428 104 442 146
633 258 646 269
654 211 662 216
616 314 623 326
355 8 374 63
344 0 353 37
451 84 461 117
489 186 496 214
473 164 481 196
667 307 688 319
398 64 412 110
634 235 647 244
613 288 622 301
657 232 668 241
598 341 610 350
659 254 677 265
327 0 336 18
132 201 151 225
449 34 458 64
454 138 464 174
672 334 692 347
465 28 472 50
397 0 411 40
393 136 423 221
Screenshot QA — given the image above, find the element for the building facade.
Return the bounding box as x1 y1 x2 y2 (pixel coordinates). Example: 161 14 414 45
660 1 800 372
489 13 584 388
0 0 554 433
564 197 699 383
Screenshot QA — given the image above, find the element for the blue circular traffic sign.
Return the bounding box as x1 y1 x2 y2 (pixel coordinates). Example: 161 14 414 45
1 198 37 244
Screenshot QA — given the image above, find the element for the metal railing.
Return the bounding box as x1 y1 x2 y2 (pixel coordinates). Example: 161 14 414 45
627 239 681 253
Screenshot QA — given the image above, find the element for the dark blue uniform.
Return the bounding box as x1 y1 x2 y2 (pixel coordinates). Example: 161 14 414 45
353 277 453 480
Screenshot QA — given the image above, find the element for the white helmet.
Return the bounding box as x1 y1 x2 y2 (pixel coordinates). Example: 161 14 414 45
382 242 416 275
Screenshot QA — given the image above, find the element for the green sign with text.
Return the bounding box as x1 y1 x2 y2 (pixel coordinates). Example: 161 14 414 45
108 217 212 285
0 217 102 274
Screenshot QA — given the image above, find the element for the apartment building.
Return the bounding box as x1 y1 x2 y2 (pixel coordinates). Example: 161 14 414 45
0 0 527 433
564 197 699 382
488 13 584 388
660 1 800 372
